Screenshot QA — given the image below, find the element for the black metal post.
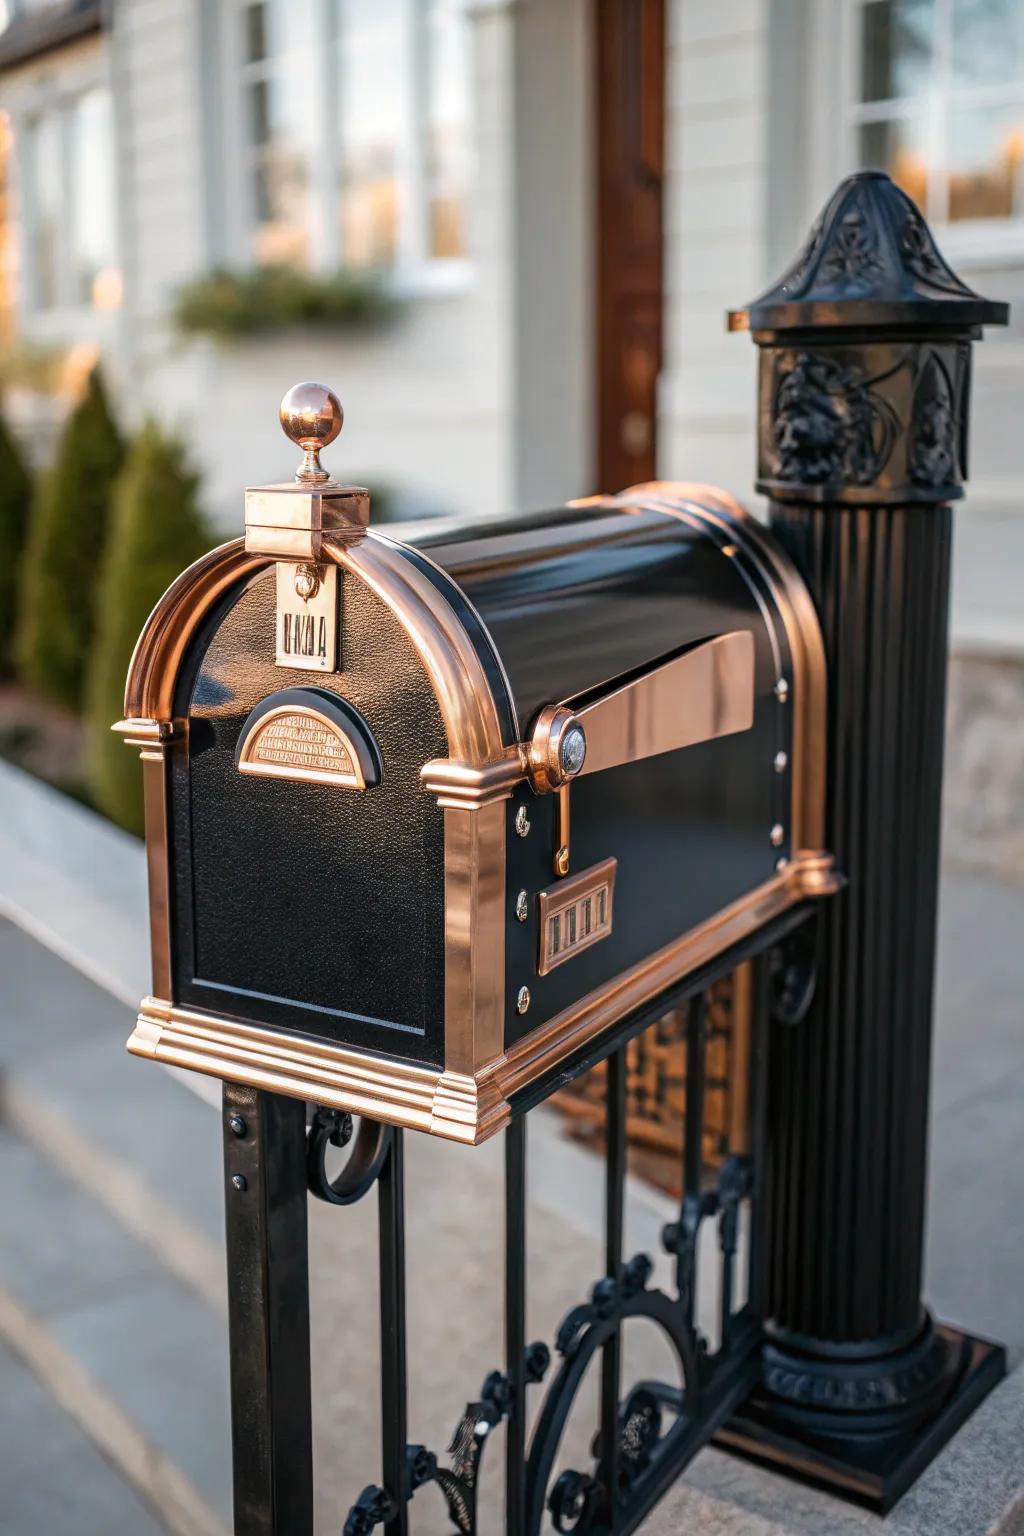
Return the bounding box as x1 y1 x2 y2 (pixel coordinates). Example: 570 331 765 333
719 172 1009 1510
505 1118 527 1535
223 1085 314 1535
598 1047 627 1522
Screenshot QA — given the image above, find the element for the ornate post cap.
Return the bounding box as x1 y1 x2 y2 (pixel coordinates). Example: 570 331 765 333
245 382 369 559
729 171 1009 337
729 173 1009 505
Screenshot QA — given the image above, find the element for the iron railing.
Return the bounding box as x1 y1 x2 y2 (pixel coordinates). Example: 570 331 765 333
221 917 812 1535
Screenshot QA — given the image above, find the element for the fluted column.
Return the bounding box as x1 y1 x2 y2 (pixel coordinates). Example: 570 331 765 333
719 172 1009 1508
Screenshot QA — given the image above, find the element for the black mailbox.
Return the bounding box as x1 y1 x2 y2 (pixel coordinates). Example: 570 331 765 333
118 383 837 1142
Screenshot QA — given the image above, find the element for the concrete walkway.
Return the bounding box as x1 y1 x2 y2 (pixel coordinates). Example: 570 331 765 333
0 759 1022 1534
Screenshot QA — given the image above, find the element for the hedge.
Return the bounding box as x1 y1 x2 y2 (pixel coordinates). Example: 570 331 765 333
0 413 32 673
85 422 210 834
16 368 123 708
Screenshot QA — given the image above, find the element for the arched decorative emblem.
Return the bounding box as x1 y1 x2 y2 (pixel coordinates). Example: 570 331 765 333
235 687 382 790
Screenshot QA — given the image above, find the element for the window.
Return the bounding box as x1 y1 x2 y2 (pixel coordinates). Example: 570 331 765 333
69 89 120 308
240 0 313 267
27 109 61 309
853 0 1024 229
238 0 471 276
20 87 120 314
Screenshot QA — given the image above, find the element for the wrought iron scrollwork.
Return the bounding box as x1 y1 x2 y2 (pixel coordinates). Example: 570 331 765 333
342 1345 550 1535
307 1106 393 1205
525 1254 699 1534
769 926 818 1027
548 1468 598 1532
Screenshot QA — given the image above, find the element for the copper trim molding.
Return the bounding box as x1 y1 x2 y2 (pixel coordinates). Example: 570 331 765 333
111 720 178 1000
421 749 526 810
128 998 510 1145
618 484 829 857
495 850 839 1105
325 534 507 769
123 539 267 723
129 998 456 1133
441 800 507 1078
126 851 837 1144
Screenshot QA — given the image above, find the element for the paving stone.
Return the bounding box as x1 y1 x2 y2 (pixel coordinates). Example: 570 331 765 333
1 921 225 1247
646 1362 1024 1535
932 869 1024 1115
0 1340 166 1536
0 1125 161 1319
926 1062 1024 1366
47 1274 231 1520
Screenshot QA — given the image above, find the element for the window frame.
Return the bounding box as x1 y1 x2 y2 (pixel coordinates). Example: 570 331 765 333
844 0 1024 264
10 66 121 335
228 0 473 290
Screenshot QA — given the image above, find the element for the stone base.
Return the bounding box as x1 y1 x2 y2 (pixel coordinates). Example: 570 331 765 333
713 1325 1006 1513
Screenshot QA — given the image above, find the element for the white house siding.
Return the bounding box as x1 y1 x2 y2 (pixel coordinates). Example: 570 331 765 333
101 0 521 528
659 0 768 503
660 0 1024 655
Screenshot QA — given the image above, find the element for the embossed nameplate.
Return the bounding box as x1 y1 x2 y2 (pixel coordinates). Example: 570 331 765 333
275 561 338 671
235 688 382 790
537 857 617 976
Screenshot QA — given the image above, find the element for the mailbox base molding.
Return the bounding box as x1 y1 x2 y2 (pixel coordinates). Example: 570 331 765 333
127 851 838 1144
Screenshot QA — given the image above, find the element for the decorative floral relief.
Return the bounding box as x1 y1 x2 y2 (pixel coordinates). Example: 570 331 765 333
910 351 958 488
772 352 899 487
900 206 971 297
818 203 884 292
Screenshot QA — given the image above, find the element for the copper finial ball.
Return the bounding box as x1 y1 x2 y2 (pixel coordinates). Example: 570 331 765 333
279 381 344 484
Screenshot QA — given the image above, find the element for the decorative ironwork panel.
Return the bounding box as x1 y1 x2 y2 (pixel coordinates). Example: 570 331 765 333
550 968 752 1195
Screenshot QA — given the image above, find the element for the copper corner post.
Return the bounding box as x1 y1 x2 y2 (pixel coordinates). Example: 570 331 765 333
718 172 1009 1509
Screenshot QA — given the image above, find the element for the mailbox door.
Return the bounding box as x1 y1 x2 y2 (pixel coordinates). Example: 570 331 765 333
168 565 449 1067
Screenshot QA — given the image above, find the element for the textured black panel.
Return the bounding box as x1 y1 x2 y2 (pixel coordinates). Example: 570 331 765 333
392 540 520 743
170 568 447 1066
502 645 789 1048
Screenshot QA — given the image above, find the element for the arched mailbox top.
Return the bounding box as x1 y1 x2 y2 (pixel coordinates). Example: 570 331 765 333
121 530 513 774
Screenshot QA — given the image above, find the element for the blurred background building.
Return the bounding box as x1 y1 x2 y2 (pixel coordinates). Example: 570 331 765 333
0 0 1021 646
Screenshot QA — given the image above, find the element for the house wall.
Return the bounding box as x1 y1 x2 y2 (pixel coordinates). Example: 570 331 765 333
658 0 768 502
107 0 519 528
660 0 1024 655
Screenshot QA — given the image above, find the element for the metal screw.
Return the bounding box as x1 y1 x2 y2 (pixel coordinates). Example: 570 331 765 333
770 823 785 847
774 678 790 702
554 846 570 878
231 1174 248 1192
774 751 788 773
516 986 531 1015
515 804 531 838
515 889 529 922
228 1114 247 1138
